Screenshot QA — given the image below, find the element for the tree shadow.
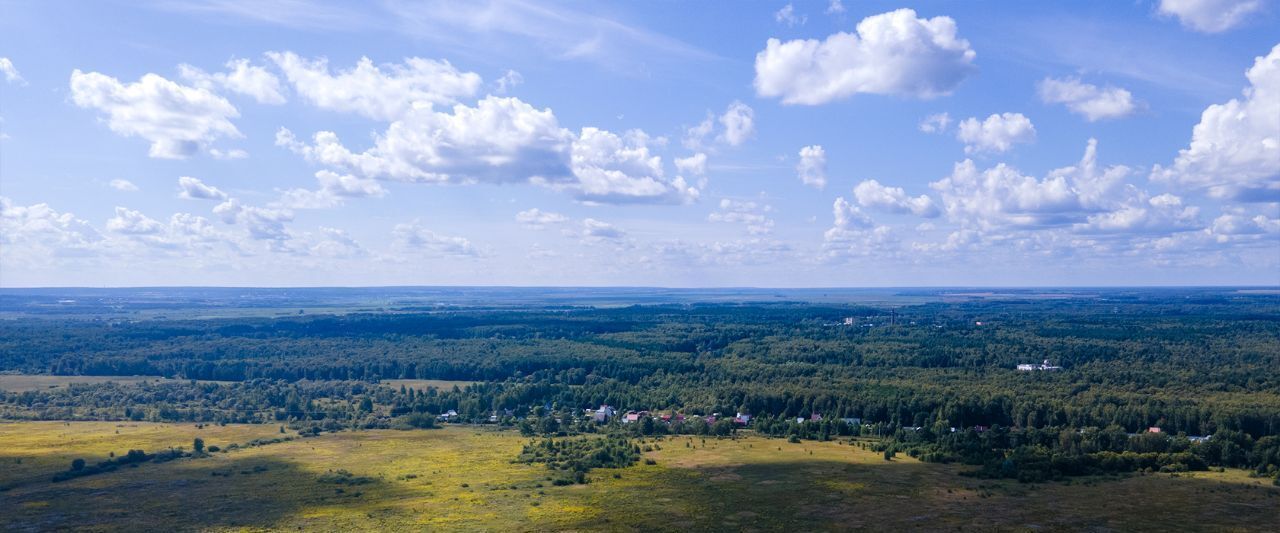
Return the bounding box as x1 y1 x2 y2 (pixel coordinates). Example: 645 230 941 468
552 456 1280 532
0 451 414 532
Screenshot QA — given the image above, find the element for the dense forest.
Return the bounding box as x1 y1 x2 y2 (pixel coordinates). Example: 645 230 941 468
2 289 1278 483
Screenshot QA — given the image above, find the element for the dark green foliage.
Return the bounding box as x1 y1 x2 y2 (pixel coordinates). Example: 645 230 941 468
515 435 640 484
394 412 437 429
52 449 179 482
317 469 374 485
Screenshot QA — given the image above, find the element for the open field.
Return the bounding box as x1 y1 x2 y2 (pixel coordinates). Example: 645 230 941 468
0 421 286 491
0 375 175 393
379 378 482 391
0 375 234 393
0 422 1275 532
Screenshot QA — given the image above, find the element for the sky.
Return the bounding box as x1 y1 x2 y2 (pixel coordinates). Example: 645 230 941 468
0 0 1277 287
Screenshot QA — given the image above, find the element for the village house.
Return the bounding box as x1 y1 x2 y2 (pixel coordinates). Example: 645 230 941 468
621 410 649 424
591 404 616 423
734 412 752 425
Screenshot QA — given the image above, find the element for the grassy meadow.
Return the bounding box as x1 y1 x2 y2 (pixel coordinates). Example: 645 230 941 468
378 379 481 392
0 422 1276 532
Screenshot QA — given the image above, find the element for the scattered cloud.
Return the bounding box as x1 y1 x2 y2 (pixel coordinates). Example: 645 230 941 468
775 3 806 27
281 96 697 204
570 127 699 204
675 153 708 177
754 8 976 105
0 197 104 255
106 207 165 235
930 139 1141 231
70 70 242 159
797 145 827 189
177 176 229 201
854 179 940 217
392 221 480 257
683 114 716 150
494 69 524 94
718 101 755 147
684 101 756 150
579 218 626 244
178 58 287 104
213 199 294 243
1151 44 1280 201
516 208 568 228
267 52 482 120
0 57 25 85
277 95 572 183
1038 77 1138 121
919 112 951 133
1157 0 1264 33
956 113 1036 154
275 170 387 209
109 179 139 192
209 148 249 160
825 0 845 15
708 199 774 234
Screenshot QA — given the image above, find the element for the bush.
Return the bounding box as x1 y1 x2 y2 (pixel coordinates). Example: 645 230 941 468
317 469 374 485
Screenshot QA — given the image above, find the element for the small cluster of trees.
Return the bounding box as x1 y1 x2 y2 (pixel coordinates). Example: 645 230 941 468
514 435 641 485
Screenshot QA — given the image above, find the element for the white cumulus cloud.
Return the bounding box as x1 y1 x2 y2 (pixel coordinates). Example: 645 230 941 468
1 57 25 85
280 96 697 205
675 153 708 177
267 52 482 121
275 170 387 209
853 179 940 217
70 70 242 159
1038 77 1138 121
179 58 287 104
109 179 139 192
797 145 828 189
177 176 229 201
754 8 976 105
1151 44 1280 202
956 113 1036 154
1157 0 1264 33
719 101 755 147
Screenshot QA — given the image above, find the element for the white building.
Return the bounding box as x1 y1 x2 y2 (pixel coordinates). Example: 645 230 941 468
1017 359 1061 371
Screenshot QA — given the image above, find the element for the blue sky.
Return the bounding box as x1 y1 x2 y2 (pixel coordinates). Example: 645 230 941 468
1 0 1277 287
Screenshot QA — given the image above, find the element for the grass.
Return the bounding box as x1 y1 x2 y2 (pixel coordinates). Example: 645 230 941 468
0 423 1276 531
379 378 481 391
0 421 286 490
0 374 236 393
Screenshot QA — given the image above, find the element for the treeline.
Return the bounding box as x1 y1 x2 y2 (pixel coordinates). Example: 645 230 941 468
879 424 1280 483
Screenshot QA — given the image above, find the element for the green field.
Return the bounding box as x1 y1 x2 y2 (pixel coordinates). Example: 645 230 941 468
378 378 481 391
0 375 235 393
1 422 1275 531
